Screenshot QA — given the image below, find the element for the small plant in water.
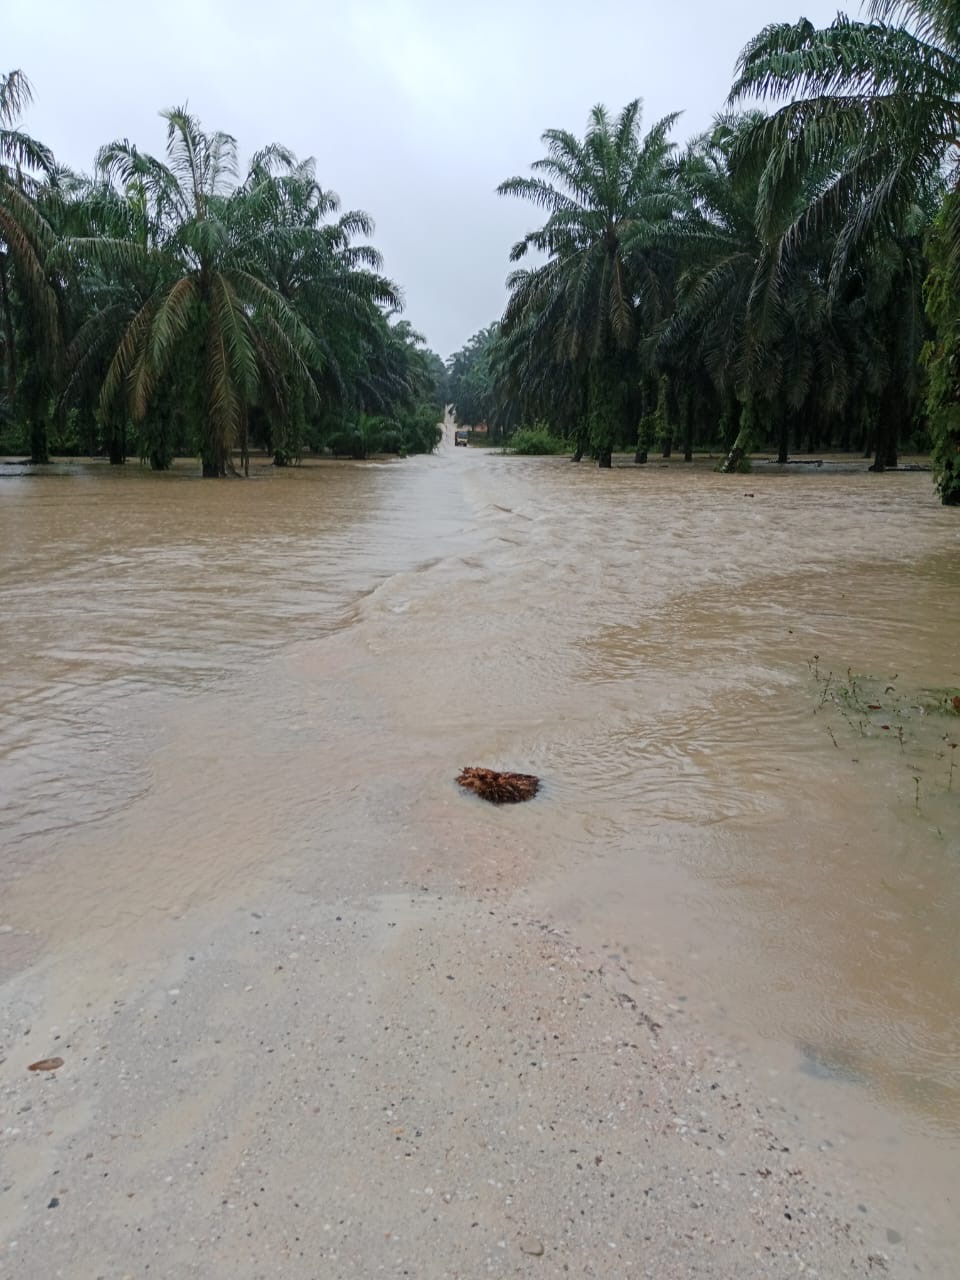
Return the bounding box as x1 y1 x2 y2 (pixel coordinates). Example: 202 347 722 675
817 671 834 709
807 660 960 815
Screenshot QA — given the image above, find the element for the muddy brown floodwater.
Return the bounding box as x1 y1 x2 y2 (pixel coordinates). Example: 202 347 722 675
1 445 959 1269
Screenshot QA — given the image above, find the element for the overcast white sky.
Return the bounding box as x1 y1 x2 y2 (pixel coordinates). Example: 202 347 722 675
8 0 845 356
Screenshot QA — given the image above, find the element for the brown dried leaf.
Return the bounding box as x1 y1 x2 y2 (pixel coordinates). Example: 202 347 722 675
28 1057 64 1072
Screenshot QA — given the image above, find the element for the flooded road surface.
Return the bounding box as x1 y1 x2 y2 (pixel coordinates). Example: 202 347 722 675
1 448 959 1229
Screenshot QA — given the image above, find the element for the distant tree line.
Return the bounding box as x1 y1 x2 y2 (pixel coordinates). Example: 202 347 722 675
0 76 445 473
447 0 960 504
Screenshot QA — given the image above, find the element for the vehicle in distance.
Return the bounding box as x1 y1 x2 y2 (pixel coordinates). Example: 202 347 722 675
454 430 469 447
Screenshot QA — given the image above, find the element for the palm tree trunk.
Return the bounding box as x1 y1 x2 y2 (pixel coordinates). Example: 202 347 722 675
777 415 790 465
239 406 249 477
200 288 228 477
661 377 680 458
200 403 230 474
586 361 619 468
719 394 740 452
635 422 648 464
570 424 587 461
869 403 898 472
635 392 656 464
146 407 174 470
0 255 17 402
24 367 49 464
105 415 126 465
720 401 754 474
29 416 49 464
720 426 749 473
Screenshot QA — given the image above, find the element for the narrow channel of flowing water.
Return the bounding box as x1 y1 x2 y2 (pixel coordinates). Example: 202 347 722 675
1 446 958 1231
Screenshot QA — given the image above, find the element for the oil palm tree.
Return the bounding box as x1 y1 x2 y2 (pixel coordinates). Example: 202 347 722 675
491 304 589 452
849 213 929 468
53 174 181 465
0 69 58 461
923 194 960 499
728 1 960 498
68 108 327 475
498 100 684 465
659 116 858 470
446 323 502 434
239 157 401 463
729 2 956 272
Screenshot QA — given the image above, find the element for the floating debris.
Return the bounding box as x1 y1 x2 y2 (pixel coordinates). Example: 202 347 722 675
27 1057 64 1072
456 767 539 804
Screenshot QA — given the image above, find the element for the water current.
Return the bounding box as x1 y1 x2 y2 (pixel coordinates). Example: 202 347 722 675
1 439 958 1220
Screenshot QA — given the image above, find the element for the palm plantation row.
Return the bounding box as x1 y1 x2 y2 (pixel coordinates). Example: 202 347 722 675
448 0 960 503
0 75 445 474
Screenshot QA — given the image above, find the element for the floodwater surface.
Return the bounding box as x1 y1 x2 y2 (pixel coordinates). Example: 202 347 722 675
1 440 959 1220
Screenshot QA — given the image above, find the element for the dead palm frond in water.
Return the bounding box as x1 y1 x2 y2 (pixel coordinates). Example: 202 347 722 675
456 766 539 804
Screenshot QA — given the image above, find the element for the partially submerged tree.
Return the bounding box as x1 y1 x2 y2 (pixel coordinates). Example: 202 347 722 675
0 88 437 474
66 110 327 476
0 69 58 462
728 0 960 496
498 100 684 466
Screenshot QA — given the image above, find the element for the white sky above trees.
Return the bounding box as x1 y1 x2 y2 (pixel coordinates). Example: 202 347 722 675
9 0 842 355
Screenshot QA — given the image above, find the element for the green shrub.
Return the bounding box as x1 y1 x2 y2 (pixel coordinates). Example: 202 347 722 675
327 429 367 459
510 427 569 455
397 405 442 454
